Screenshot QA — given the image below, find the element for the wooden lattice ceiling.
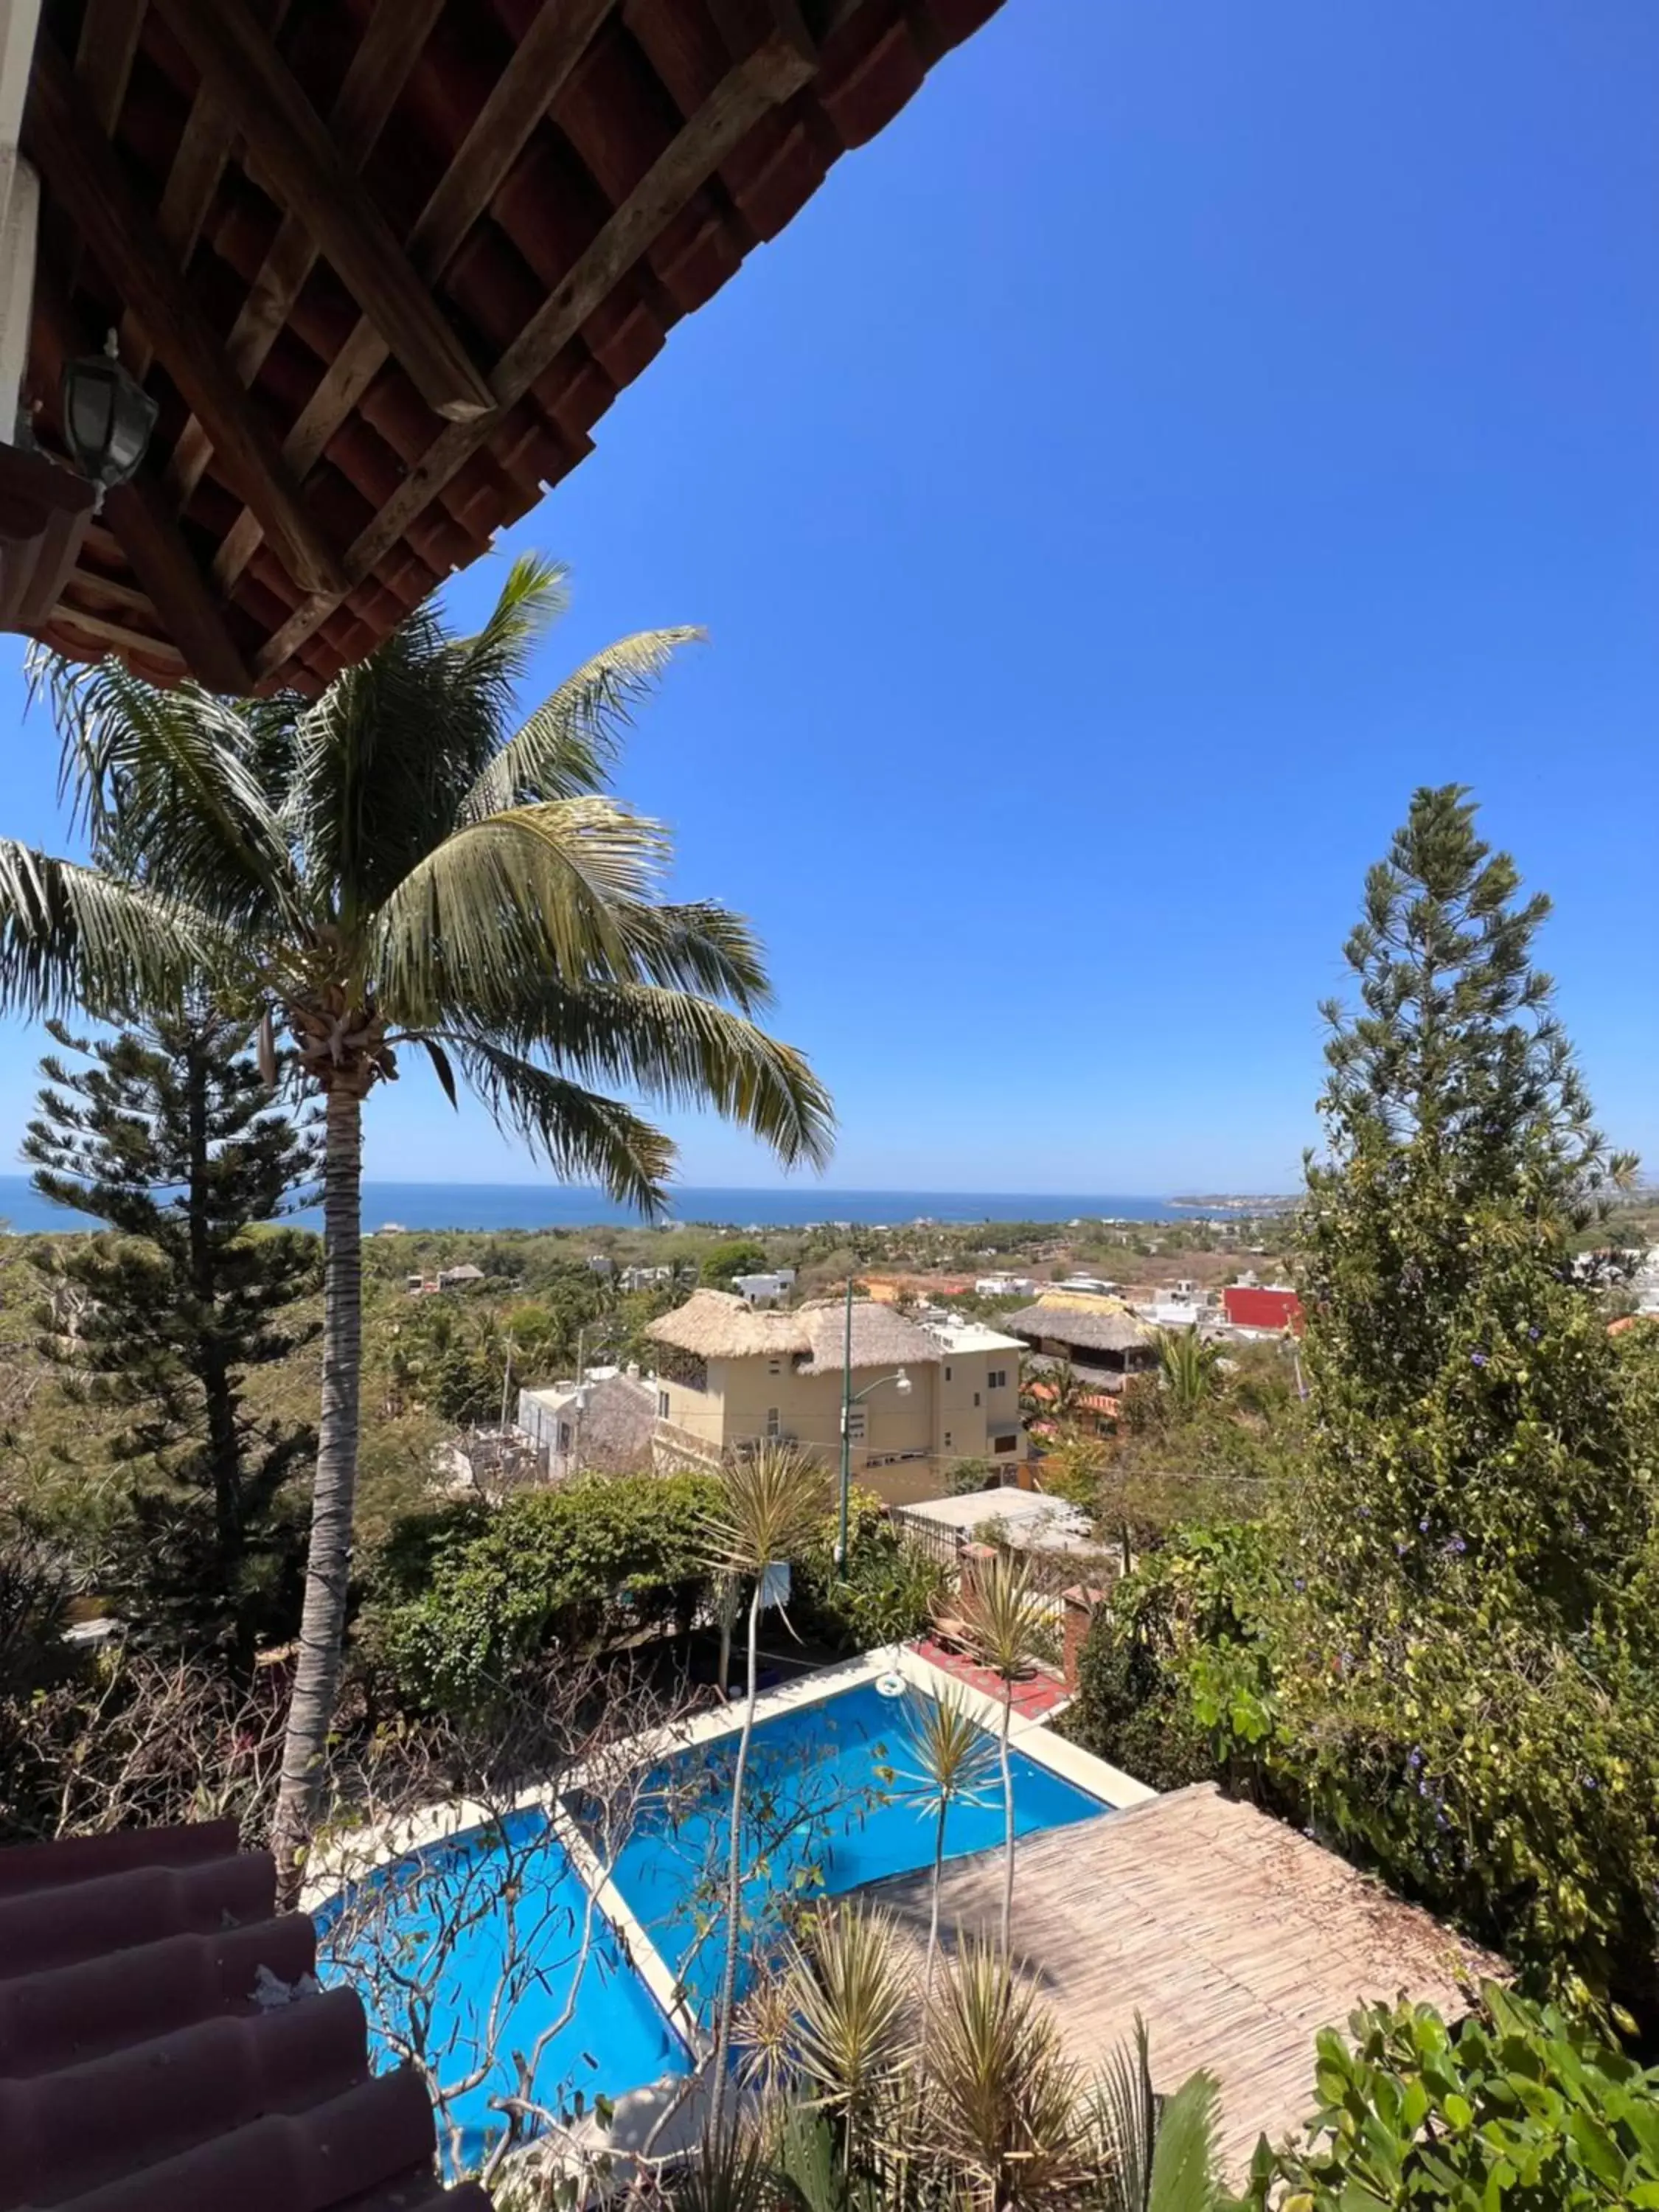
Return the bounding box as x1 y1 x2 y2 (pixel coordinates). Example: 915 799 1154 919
18 0 1006 695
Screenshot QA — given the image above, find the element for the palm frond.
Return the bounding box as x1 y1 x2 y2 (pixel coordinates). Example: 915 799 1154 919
0 844 223 1021
704 1444 830 1576
40 657 296 927
896 1683 1000 1815
611 900 775 1011
1087 2017 1158 2211
454 550 571 709
445 1034 676 1213
1146 2069 1222 2212
482 981 832 1172
369 800 671 1022
956 1551 1046 1683
781 1902 912 2132
461 625 702 821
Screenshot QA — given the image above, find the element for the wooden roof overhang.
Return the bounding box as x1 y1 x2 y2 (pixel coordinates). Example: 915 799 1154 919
14 0 1006 695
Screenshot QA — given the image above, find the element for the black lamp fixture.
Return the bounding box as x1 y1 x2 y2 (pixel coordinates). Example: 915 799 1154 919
60 332 157 509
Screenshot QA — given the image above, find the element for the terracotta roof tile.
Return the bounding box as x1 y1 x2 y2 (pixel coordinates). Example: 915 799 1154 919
0 1821 489 2212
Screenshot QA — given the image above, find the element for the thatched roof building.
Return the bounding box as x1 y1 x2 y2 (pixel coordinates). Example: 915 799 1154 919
1001 1297 1153 1357
647 1289 942 1372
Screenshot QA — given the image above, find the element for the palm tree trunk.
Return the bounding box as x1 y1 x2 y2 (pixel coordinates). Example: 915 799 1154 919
272 1088 363 1908
708 1575 762 2140
999 1687 1015 1960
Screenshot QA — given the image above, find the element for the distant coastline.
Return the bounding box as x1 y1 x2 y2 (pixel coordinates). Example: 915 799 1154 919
0 1175 1228 1237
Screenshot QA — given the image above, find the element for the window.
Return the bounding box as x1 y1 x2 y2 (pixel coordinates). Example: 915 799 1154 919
945 1365 953 1381
987 1368 1008 1391
994 1432 1018 1454
657 1390 670 1419
944 1431 953 1450
768 1358 782 1376
558 1422 571 1451
765 1406 780 1439
973 1391 981 1407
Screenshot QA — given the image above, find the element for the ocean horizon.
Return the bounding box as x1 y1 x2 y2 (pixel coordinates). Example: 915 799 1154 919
0 1175 1231 1237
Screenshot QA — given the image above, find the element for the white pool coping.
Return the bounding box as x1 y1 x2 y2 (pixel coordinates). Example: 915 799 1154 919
306 1644 1155 2069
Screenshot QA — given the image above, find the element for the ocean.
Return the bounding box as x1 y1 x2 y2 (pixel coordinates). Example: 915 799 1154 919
0 1175 1206 1236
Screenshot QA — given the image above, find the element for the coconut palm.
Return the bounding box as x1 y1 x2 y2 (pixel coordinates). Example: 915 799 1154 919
896 1683 999 2000
3 557 832 1900
701 1441 831 2136
955 1550 1048 1958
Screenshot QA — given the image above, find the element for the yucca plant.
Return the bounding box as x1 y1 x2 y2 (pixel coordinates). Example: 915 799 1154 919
779 1903 912 2152
896 1684 1000 2000
5 557 832 1902
954 1551 1048 1956
925 1938 1088 2208
702 1443 832 2135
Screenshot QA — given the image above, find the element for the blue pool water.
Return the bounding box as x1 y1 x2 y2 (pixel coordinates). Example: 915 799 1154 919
318 1808 687 2169
603 1681 1108 2023
323 1682 1108 2167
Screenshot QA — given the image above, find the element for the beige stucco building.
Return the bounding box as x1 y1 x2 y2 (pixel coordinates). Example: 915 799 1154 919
645 1292 1025 1500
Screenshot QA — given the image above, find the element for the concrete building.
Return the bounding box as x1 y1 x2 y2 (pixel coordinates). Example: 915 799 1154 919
645 1291 1025 1493
731 1267 797 1307
515 1366 657 1483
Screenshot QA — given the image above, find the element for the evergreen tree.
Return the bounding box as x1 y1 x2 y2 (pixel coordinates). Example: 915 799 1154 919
1299 784 1643 1621
24 1009 321 1668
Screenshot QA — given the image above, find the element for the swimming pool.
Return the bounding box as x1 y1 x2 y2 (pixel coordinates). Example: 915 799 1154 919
318 1806 688 2171
323 1674 1111 2166
602 1679 1108 2023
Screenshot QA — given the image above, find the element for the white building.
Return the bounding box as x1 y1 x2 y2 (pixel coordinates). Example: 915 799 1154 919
621 1263 675 1293
1052 1274 1120 1297
515 1366 656 1481
732 1267 797 1307
975 1273 1036 1298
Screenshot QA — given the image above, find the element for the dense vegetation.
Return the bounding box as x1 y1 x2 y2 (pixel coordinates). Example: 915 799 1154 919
1067 789 1659 2028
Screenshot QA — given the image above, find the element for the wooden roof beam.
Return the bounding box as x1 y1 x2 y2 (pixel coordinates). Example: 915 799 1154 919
152 0 495 424
251 21 818 684
212 0 618 598
24 33 347 604
166 0 446 512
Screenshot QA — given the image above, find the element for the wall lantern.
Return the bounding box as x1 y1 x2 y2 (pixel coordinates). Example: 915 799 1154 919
60 332 156 509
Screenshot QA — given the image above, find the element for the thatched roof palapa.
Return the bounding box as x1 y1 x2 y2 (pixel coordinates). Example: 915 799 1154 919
1001 1297 1153 1355
647 1290 942 1372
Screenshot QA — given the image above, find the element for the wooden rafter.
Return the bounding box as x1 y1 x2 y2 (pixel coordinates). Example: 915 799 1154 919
212 0 618 599
73 0 147 133
166 0 445 512
251 24 818 682
30 266 252 695
23 32 347 602
151 0 494 424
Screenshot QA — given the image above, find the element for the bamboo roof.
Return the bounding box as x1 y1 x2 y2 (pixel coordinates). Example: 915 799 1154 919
869 1783 1502 2180
18 0 1009 693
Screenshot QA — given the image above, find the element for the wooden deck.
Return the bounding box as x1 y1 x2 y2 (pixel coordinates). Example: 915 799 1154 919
863 1781 1502 2177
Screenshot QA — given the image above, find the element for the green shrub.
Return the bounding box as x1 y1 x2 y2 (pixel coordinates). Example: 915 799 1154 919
1238 1984 1659 2209
790 1489 945 1655
358 1472 723 1714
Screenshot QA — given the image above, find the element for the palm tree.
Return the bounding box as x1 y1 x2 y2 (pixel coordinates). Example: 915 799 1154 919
896 1683 998 2000
1155 1329 1220 1416
955 1550 1047 1958
700 1441 830 2138
1088 2014 1222 2212
3 558 832 1900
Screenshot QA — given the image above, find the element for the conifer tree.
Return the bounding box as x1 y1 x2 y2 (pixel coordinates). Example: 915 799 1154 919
24 1008 321 1668
1300 782 1643 1625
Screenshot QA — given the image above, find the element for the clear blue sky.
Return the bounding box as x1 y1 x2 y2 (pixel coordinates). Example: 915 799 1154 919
2 0 1655 1195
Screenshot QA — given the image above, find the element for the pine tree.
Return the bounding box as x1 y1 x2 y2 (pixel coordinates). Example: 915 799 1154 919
24 1008 322 1669
1299 783 1644 1623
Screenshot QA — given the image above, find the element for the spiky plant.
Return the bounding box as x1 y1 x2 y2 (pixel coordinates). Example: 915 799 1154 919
955 1551 1048 1956
896 1684 999 2000
702 1443 832 2136
1085 2015 1222 2212
6 558 832 1902
781 1902 912 2154
1155 1330 1220 1417
925 1938 1087 2209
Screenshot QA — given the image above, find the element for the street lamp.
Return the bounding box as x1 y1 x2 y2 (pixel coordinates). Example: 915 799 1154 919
836 1272 912 1577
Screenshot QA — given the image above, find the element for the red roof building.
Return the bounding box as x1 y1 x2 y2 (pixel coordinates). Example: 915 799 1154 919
1221 1284 1304 1336
0 1818 488 2211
